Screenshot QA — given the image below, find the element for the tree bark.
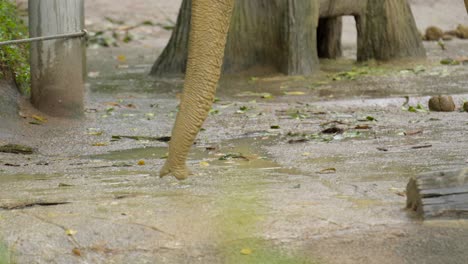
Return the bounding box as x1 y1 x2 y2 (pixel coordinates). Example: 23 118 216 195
151 0 320 77
356 0 425 61
150 0 191 77
152 0 425 77
317 17 343 59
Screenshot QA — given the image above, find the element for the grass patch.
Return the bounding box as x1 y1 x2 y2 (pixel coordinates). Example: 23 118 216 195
0 0 30 95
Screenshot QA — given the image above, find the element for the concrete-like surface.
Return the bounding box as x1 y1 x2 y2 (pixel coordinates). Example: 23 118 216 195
1 1 468 263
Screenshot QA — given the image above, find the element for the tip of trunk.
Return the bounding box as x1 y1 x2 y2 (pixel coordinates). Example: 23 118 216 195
160 162 192 180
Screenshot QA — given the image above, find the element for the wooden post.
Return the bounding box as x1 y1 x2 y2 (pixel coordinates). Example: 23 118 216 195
29 0 85 118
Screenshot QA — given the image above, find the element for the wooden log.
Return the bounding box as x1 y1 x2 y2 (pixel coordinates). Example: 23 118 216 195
406 168 468 219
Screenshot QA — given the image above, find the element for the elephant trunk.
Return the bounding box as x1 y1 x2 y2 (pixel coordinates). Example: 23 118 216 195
160 0 235 180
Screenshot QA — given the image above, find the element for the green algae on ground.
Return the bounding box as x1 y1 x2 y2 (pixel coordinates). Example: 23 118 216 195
0 240 11 264
215 176 317 264
0 0 30 95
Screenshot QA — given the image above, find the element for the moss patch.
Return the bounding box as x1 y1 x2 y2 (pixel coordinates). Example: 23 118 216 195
0 0 30 95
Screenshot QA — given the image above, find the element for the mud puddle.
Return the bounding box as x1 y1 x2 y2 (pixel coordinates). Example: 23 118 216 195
87 135 302 175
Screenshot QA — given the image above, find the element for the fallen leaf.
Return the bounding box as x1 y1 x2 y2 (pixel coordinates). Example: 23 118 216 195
200 161 210 167
321 127 344 134
0 144 34 154
32 115 47 123
66 229 77 236
284 91 306 96
72 248 82 256
92 142 108 147
288 138 309 144
404 129 423 136
105 102 121 107
137 160 145 166
318 168 336 174
411 144 432 149
117 55 126 62
355 125 371 130
240 248 253 255
58 183 73 187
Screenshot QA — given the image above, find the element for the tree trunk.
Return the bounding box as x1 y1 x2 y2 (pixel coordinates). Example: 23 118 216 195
356 0 425 61
152 0 425 77
151 0 320 77
150 0 192 77
317 17 343 59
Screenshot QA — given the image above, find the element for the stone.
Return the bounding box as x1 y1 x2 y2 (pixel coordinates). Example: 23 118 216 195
456 24 468 39
424 26 444 41
428 95 456 112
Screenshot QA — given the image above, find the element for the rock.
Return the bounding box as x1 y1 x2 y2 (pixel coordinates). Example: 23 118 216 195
424 26 444 41
463 102 468 112
428 95 456 112
444 30 459 37
456 24 468 39
442 34 453 41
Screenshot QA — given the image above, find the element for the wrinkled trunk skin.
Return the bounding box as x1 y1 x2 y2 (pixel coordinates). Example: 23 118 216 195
159 0 235 180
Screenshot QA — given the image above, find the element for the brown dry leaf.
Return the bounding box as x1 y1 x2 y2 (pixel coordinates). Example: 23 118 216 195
72 248 82 256
355 125 371 130
105 102 121 107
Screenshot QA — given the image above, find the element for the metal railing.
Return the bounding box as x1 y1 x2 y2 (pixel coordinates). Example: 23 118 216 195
0 30 87 47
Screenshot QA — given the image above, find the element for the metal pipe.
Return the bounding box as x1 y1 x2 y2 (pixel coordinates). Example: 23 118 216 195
0 30 87 47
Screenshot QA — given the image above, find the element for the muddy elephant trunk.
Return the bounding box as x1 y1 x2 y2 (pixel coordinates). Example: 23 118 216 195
160 0 235 180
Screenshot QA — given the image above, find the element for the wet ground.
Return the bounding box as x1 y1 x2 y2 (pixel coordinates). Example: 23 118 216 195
2 1 468 263
1 38 468 263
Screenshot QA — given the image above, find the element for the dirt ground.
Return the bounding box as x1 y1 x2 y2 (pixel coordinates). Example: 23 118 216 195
1 1 468 264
